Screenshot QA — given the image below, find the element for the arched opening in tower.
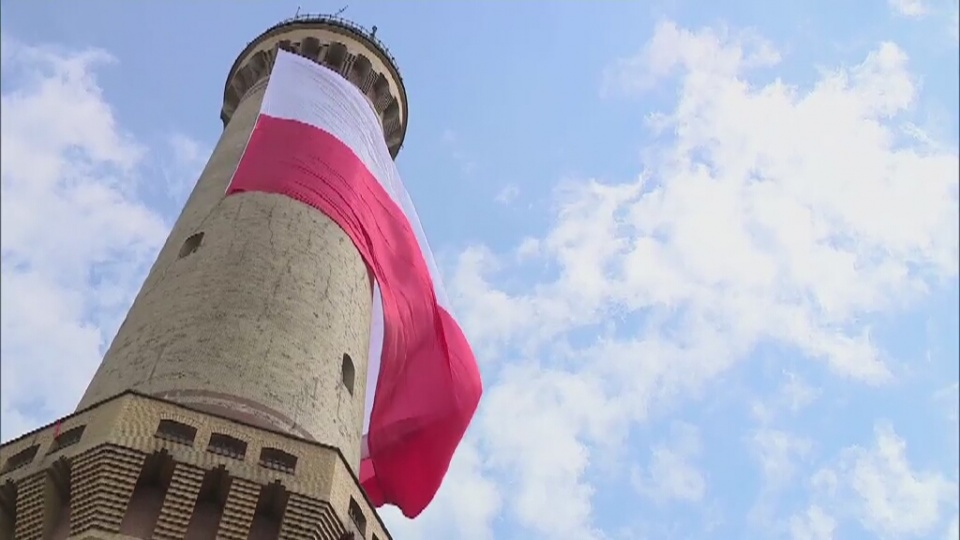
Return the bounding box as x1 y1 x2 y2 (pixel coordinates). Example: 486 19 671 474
44 458 71 540
0 481 17 540
178 231 205 259
342 353 356 395
120 450 175 538
185 466 232 539
247 481 288 540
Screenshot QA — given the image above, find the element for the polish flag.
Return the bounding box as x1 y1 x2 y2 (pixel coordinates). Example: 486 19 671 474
225 49 482 518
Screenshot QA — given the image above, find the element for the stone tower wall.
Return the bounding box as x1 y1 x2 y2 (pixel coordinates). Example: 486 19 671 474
76 18 408 472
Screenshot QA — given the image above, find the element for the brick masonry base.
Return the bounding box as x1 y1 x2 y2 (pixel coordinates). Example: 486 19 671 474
0 391 389 540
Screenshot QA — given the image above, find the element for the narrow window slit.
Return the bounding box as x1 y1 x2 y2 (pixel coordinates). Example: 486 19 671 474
341 353 355 395
178 232 205 259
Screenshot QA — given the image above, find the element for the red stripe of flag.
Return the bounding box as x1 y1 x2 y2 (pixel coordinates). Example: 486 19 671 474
227 114 482 517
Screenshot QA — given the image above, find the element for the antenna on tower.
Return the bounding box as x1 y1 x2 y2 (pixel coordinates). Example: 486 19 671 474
334 5 349 17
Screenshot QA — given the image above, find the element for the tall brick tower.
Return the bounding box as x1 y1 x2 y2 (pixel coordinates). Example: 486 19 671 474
0 14 406 540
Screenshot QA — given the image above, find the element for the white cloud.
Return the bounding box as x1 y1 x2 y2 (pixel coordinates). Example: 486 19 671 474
631 422 706 504
460 23 958 381
747 425 815 531
811 422 958 537
946 514 959 540
751 429 813 487
441 128 458 145
440 128 477 175
887 0 960 39
0 35 201 441
934 382 960 424
162 132 208 202
747 370 820 527
466 22 958 390
495 184 520 205
752 371 821 424
780 373 820 413
602 21 780 96
789 504 837 540
890 0 930 17
477 364 620 540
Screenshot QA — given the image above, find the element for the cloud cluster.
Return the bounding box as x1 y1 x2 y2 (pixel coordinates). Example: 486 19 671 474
789 504 837 540
806 423 957 538
443 19 958 538
0 36 202 441
631 422 706 504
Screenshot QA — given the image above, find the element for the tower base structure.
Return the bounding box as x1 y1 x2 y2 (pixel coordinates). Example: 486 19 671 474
0 392 389 540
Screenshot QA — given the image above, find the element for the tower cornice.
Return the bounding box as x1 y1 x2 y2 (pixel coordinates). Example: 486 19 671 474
221 14 409 158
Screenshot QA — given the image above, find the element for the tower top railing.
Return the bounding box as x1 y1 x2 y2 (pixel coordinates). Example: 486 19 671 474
246 13 402 76
224 12 409 156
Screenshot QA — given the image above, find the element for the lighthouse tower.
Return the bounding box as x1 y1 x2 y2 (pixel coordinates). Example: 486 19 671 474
0 15 404 540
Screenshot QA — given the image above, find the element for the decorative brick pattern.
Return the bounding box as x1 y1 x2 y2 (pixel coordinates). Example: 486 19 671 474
13 474 43 540
70 445 142 536
279 492 343 540
152 463 205 540
217 476 259 539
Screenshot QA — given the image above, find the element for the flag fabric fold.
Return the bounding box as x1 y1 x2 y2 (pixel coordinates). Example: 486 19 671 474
225 49 482 518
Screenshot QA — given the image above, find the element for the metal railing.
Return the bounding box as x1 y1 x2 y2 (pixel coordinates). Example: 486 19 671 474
251 13 402 76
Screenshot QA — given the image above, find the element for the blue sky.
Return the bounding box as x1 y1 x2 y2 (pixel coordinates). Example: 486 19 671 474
1 1 958 539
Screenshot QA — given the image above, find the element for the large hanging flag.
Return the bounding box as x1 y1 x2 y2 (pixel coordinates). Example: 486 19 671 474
225 49 482 518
